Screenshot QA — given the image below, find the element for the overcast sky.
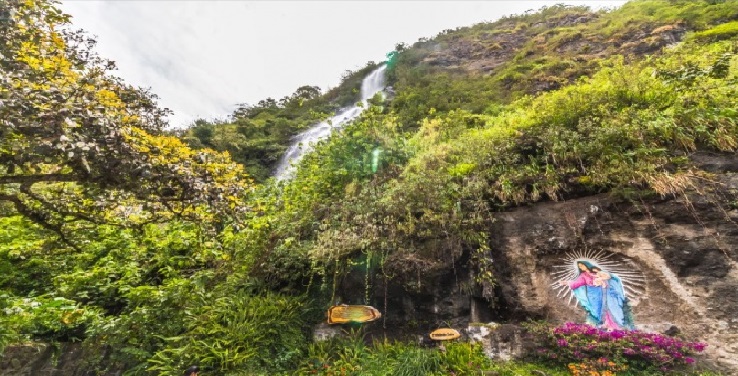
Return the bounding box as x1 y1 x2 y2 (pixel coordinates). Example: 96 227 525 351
60 1 627 128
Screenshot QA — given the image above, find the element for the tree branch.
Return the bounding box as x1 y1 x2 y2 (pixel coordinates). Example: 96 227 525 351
0 173 79 185
19 183 110 226
0 192 82 252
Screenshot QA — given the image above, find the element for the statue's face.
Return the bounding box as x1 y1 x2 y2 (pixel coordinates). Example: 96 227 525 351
577 262 587 272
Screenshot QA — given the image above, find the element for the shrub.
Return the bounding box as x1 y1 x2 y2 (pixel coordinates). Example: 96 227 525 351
527 322 707 374
296 336 491 376
693 21 738 42
147 291 308 375
0 294 100 350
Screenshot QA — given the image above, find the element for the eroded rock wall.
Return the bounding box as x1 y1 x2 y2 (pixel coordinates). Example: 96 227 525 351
488 176 738 370
360 155 738 372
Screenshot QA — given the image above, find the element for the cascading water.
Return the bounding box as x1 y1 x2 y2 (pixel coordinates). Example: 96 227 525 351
274 65 387 180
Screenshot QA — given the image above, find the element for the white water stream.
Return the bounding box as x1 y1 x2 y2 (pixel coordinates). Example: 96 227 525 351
274 65 387 180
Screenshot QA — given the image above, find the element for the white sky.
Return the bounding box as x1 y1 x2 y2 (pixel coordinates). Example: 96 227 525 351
60 1 627 128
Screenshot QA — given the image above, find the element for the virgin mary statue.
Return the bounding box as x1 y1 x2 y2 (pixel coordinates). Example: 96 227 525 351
560 260 635 330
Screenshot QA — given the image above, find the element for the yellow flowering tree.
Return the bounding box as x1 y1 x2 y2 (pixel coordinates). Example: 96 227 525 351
0 0 251 244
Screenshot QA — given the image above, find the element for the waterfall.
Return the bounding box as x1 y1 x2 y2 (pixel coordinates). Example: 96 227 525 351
274 65 387 180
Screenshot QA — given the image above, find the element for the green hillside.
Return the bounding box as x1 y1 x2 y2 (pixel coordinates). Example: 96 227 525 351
2 0 737 375
178 63 380 181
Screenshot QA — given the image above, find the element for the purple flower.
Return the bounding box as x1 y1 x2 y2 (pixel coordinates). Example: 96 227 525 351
531 322 706 369
610 330 625 339
692 343 707 352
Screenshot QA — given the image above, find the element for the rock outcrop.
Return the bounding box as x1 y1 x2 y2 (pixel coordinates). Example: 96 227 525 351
355 153 738 372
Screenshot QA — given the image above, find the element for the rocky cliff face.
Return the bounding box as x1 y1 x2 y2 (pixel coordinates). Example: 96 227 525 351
415 10 686 95
358 152 738 372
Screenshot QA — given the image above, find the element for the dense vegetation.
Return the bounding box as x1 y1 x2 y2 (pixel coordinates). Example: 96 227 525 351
2 0 737 375
178 63 379 182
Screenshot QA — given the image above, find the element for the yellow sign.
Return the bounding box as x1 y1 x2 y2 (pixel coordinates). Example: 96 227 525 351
429 328 461 341
327 305 381 324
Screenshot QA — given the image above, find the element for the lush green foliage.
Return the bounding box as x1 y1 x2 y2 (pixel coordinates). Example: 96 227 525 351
693 21 738 41
0 294 99 348
0 0 251 242
179 63 380 182
2 0 737 375
1 0 254 373
283 39 738 294
296 335 492 376
147 292 308 375
386 0 738 126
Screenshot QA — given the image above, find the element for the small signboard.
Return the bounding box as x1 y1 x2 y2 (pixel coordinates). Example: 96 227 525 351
327 305 382 324
429 328 461 341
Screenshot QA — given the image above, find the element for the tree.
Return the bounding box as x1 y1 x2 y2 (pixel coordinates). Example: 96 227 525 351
0 0 251 244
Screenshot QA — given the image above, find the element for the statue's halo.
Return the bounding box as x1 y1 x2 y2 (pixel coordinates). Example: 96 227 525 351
550 249 646 306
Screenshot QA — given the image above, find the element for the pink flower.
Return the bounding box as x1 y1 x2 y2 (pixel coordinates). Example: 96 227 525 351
692 343 707 352
610 330 625 339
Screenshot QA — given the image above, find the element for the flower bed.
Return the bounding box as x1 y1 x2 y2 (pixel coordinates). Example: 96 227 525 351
527 322 707 374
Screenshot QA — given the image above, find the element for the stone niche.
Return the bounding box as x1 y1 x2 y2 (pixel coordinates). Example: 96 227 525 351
483 181 738 372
